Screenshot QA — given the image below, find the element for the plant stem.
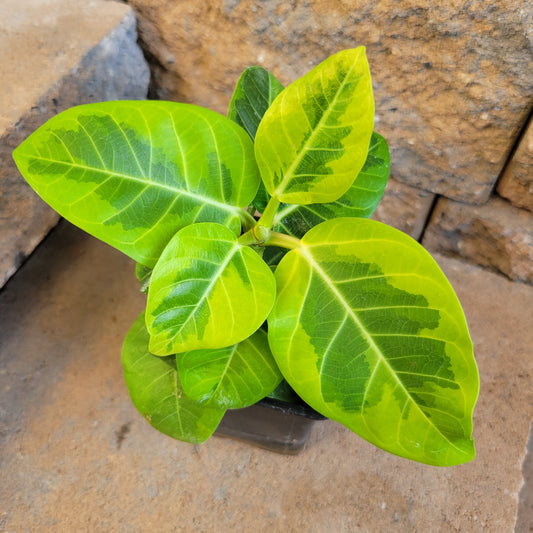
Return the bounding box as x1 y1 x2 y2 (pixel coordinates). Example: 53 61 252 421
265 231 302 250
238 222 270 244
239 209 257 232
257 195 281 229
238 229 260 247
238 227 301 250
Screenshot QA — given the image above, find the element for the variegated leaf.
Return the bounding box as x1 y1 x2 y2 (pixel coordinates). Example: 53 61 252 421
255 47 374 205
13 101 260 268
177 328 283 409
122 313 225 444
273 132 390 238
268 218 479 466
146 223 276 355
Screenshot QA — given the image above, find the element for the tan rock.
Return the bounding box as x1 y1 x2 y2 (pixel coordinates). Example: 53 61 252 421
0 222 531 531
0 0 150 288
497 117 533 212
128 0 532 203
371 177 435 240
422 196 533 284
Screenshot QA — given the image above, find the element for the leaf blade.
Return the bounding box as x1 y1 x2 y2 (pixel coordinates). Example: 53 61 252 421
255 47 374 205
122 313 225 444
228 66 284 212
228 66 284 141
177 328 283 409
13 101 260 268
273 132 390 238
146 223 276 355
268 218 479 466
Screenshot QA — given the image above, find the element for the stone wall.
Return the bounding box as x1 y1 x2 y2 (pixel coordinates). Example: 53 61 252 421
3 1 531 287
0 0 150 288
126 0 533 284
423 117 533 285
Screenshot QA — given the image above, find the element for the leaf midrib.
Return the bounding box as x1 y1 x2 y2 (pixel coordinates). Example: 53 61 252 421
21 154 242 215
210 343 240 402
272 58 359 199
299 246 466 454
152 241 241 350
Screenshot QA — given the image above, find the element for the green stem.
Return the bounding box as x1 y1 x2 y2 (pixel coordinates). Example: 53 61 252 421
257 196 281 229
239 209 257 232
265 231 302 250
238 227 301 251
238 224 271 246
238 229 259 247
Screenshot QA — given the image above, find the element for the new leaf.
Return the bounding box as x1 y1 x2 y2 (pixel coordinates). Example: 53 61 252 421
255 47 374 205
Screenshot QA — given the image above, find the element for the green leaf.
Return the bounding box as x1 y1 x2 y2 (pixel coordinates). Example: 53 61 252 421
122 313 225 444
177 328 283 409
228 66 284 213
228 66 284 141
135 263 152 293
262 246 287 268
261 133 390 267
273 132 390 238
255 47 374 205
268 218 479 466
13 101 260 268
267 379 302 404
146 222 276 355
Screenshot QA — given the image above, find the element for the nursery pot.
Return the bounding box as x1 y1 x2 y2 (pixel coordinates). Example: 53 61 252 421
215 396 326 455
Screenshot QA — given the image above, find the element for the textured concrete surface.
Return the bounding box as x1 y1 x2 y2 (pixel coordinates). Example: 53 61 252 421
128 0 533 203
518 431 533 532
0 0 149 289
0 221 532 532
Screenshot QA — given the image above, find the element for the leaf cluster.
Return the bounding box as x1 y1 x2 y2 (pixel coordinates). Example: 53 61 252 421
13 48 479 466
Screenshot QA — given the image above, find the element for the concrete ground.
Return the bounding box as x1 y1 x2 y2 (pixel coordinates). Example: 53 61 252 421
0 221 532 532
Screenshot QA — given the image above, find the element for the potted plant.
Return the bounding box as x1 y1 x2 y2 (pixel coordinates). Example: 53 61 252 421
13 48 479 466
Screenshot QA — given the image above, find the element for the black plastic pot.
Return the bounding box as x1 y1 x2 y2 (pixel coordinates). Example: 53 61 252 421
215 396 326 455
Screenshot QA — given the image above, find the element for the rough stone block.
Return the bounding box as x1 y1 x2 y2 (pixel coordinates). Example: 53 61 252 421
422 196 533 284
0 0 150 288
371 177 435 240
0 222 531 531
128 0 532 203
497 117 533 213
517 431 533 531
